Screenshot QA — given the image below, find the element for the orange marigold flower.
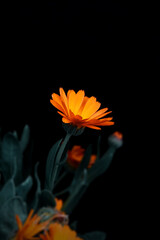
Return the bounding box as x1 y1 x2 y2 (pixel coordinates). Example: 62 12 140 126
40 223 83 240
55 198 63 211
67 145 96 169
50 88 114 130
14 209 51 240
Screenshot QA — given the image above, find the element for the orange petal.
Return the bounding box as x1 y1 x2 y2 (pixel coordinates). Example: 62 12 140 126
69 110 77 119
40 233 47 240
57 111 67 118
30 221 50 237
15 215 23 230
59 88 69 115
81 97 101 119
50 99 65 113
85 118 114 126
97 111 112 119
99 117 113 122
52 93 62 106
83 124 101 130
68 90 76 112
62 117 71 123
96 121 115 126
87 108 108 120
77 96 88 115
74 90 85 115
24 209 34 226
67 90 72 100
55 198 63 211
94 111 112 120
52 93 66 112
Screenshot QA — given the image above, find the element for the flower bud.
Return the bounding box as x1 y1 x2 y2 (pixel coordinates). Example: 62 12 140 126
108 131 123 148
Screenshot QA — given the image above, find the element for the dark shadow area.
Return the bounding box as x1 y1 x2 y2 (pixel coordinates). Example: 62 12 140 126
0 1 159 239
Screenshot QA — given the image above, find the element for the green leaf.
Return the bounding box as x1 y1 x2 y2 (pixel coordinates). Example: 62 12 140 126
23 138 34 178
37 189 56 209
35 162 41 194
16 176 33 200
0 133 23 184
32 162 41 210
81 231 106 240
44 139 62 190
0 179 15 207
50 133 71 191
32 164 56 210
20 125 30 152
12 130 18 139
87 147 116 184
0 196 27 240
62 146 92 214
62 184 87 215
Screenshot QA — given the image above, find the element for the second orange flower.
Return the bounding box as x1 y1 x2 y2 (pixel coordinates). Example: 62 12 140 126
67 145 96 169
50 88 114 130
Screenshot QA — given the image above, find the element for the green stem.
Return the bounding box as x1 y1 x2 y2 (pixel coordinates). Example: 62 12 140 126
62 184 87 214
51 133 71 191
54 170 68 187
55 186 70 196
62 169 88 214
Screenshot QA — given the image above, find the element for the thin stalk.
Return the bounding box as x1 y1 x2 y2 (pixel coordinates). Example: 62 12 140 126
51 133 71 191
54 186 70 197
54 170 68 188
62 184 87 214
62 169 88 214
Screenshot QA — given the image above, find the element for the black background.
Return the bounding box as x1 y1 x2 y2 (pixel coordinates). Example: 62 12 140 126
0 1 159 239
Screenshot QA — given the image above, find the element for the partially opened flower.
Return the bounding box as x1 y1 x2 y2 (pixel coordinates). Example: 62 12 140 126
50 88 114 131
14 209 51 240
67 145 96 169
40 223 83 240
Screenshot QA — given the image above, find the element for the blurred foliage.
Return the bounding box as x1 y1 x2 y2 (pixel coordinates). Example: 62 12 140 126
0 124 122 239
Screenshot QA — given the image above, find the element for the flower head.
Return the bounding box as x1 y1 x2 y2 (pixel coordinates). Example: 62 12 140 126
50 88 114 130
67 145 96 169
40 223 83 240
14 209 51 240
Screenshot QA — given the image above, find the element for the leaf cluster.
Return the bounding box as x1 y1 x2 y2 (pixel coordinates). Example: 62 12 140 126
0 125 120 240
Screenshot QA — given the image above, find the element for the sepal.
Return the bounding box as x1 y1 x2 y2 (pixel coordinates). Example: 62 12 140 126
62 123 84 136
